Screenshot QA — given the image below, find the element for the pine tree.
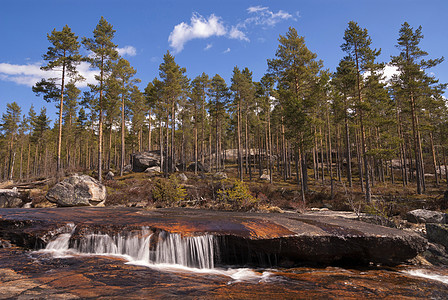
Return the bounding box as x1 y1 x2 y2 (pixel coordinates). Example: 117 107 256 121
230 67 244 180
158 51 189 174
341 21 381 202
109 58 139 175
209 74 230 171
1 102 22 180
190 73 210 173
391 22 446 194
32 25 83 173
332 57 357 187
82 17 118 181
267 27 322 199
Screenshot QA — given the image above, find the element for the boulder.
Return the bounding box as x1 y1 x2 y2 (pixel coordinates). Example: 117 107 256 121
426 223 448 249
406 209 446 224
187 162 209 173
177 173 188 182
105 171 114 181
260 174 270 181
144 166 161 174
46 174 106 207
131 151 161 172
123 164 132 173
0 188 23 208
213 172 228 180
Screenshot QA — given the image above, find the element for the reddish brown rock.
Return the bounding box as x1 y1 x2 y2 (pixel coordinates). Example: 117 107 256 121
0 208 427 266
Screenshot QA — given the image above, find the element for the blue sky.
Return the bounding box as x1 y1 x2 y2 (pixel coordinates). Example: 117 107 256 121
1 0 447 122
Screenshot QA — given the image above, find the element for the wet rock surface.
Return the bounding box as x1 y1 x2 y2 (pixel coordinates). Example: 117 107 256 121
0 247 447 299
0 207 427 266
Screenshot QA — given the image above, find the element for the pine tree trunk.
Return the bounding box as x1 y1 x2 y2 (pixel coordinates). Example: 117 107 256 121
430 131 439 186
57 61 66 174
172 102 176 174
194 120 198 174
237 101 242 181
327 109 334 199
344 97 352 187
160 119 164 176
27 143 31 179
410 92 422 194
148 108 152 151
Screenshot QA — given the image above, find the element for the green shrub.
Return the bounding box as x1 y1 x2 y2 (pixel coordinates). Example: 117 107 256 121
217 179 258 210
152 175 186 206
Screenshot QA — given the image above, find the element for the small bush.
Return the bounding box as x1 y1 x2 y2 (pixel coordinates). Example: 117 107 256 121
152 175 186 206
217 179 258 210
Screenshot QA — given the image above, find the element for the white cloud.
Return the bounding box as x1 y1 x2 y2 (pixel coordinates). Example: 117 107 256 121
247 6 268 14
169 13 227 53
223 48 231 54
0 61 97 88
204 43 213 51
168 7 292 53
117 46 137 57
383 64 399 82
246 6 293 27
229 26 249 41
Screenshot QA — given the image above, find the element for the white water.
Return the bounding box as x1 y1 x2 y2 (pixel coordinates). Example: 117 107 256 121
39 223 76 258
40 226 272 282
404 269 448 285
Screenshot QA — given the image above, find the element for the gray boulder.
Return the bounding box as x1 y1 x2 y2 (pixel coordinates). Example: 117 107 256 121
46 174 106 207
123 164 132 173
0 188 23 208
426 223 448 249
406 209 446 224
131 151 161 172
177 173 188 182
105 171 114 180
260 174 271 181
144 166 161 174
213 172 228 180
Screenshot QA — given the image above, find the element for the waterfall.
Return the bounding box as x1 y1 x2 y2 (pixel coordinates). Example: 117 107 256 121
44 223 76 252
45 226 216 269
155 231 216 269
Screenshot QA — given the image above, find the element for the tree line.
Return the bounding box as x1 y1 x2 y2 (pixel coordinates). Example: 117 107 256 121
1 17 447 203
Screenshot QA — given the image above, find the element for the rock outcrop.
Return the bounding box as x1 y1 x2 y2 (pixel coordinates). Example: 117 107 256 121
426 223 448 249
406 209 446 224
260 174 270 181
46 174 106 207
131 151 161 172
0 208 427 266
213 172 228 180
144 166 161 174
105 171 114 181
0 188 23 208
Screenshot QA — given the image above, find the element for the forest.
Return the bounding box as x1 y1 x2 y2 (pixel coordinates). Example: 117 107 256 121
1 17 447 206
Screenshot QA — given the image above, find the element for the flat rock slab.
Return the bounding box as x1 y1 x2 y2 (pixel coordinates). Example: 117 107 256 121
0 208 427 265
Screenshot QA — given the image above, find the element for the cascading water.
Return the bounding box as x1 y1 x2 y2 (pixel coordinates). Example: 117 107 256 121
44 226 216 269
155 231 216 269
41 225 272 283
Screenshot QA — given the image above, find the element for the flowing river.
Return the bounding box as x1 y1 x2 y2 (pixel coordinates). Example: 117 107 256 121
1 207 448 298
